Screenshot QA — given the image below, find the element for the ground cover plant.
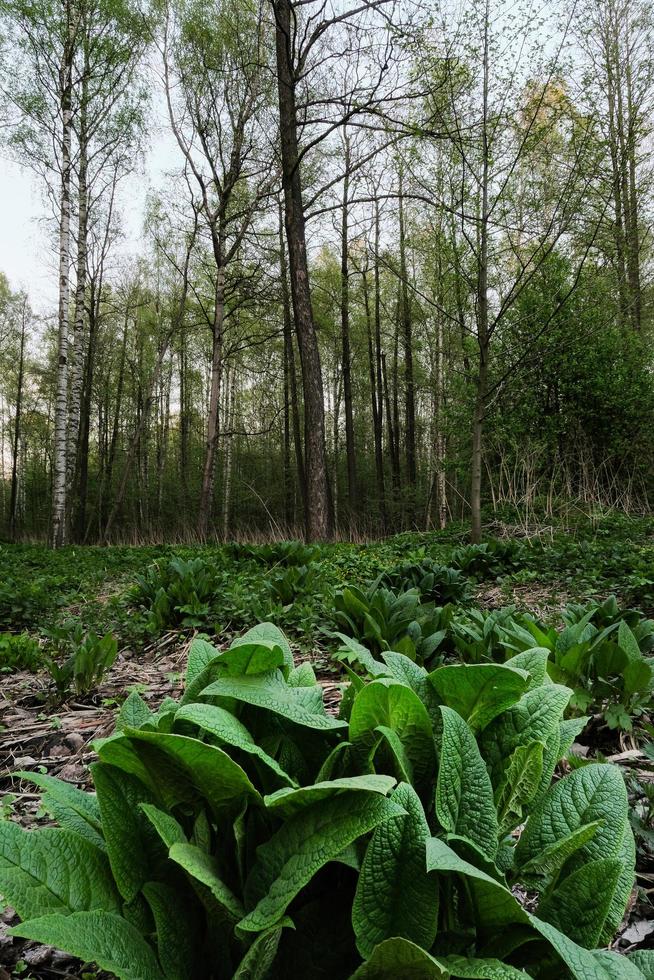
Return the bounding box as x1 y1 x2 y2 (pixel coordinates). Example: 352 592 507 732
0 516 653 976
1 625 650 980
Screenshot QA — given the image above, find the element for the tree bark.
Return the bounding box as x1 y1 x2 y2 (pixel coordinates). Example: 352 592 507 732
272 0 330 541
340 135 357 521
197 259 226 539
9 297 27 538
51 8 75 548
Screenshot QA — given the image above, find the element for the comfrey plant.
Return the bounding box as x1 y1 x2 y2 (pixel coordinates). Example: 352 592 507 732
0 624 650 980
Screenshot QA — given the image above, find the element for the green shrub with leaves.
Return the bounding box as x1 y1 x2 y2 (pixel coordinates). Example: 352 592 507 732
224 540 322 567
450 538 533 579
265 563 322 607
333 585 449 665
375 559 470 605
502 601 654 731
130 557 224 632
0 624 647 980
45 628 118 696
0 631 41 672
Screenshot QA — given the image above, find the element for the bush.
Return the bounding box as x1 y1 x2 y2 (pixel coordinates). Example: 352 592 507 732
1 624 645 980
0 631 41 672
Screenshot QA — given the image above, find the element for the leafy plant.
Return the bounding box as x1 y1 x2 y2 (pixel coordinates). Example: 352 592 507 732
0 624 645 980
45 629 118 696
224 540 322 567
130 557 223 632
265 563 322 606
450 539 529 579
0 631 41 672
375 559 470 605
332 584 448 665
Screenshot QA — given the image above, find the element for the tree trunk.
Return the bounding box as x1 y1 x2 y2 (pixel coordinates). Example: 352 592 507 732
273 0 330 541
9 297 27 538
51 11 75 548
222 367 237 538
398 168 416 521
340 135 356 522
75 276 98 542
279 199 305 523
198 261 226 539
67 62 88 508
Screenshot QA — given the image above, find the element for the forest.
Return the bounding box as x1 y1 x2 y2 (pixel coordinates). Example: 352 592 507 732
1 0 654 978
0 0 652 544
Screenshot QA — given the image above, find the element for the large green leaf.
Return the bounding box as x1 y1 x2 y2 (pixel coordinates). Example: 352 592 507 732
429 663 528 732
231 623 294 674
601 819 636 944
0 823 120 920
91 762 163 904
504 648 550 689
349 937 450 978
14 771 104 850
239 791 404 933
436 706 498 858
518 822 601 881
479 683 571 790
143 881 203 980
264 775 396 817
10 911 165 980
175 702 296 787
169 842 244 920
537 859 622 948
117 730 262 813
352 783 438 957
116 691 154 732
494 741 544 835
203 671 347 732
349 680 435 787
139 804 187 849
515 764 629 873
185 637 221 686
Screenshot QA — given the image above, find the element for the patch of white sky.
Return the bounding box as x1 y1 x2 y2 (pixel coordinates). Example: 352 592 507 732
0 85 179 314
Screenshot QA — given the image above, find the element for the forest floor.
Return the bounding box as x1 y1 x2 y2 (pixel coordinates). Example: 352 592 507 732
1 514 654 977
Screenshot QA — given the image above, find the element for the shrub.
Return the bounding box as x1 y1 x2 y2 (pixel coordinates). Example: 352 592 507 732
0 631 41 672
0 624 646 980
129 556 223 631
376 559 470 604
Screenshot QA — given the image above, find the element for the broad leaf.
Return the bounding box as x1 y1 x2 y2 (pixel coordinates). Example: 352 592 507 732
537 858 622 948
169 842 244 920
264 775 396 817
352 783 438 957
0 822 120 920
203 671 347 732
429 663 528 732
240 791 404 933
10 911 165 980
349 937 449 978
436 706 498 858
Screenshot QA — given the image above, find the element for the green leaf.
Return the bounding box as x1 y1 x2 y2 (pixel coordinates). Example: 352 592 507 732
240 791 405 933
349 680 435 787
436 706 499 858
429 663 528 732
10 911 165 980
479 684 572 791
425 837 528 932
175 702 296 787
0 823 120 920
143 881 203 980
119 730 262 813
116 691 153 732
232 623 294 675
348 937 449 978
627 951 654 978
504 648 550 689
601 819 636 944
139 804 187 849
518 822 601 880
264 775 396 817
352 782 438 958
203 671 347 732
216 642 286 677
441 957 529 979
288 662 317 687
560 717 589 756
185 637 220 686
617 621 642 662
169 842 244 920
537 858 622 948
92 762 162 904
515 764 629 873
14 771 104 849
233 920 292 979
494 741 544 835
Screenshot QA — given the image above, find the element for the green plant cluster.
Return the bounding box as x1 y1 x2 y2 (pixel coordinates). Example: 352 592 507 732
0 624 649 979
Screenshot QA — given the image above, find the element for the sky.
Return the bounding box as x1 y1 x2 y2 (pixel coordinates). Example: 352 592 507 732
0 90 180 314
